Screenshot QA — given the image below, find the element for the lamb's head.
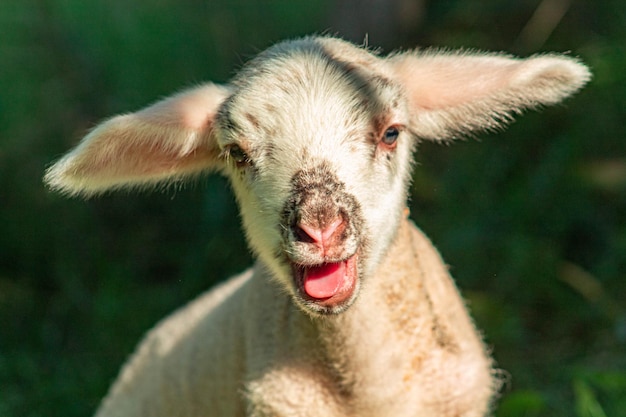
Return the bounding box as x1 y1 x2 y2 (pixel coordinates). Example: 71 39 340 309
44 36 590 315
213 38 418 313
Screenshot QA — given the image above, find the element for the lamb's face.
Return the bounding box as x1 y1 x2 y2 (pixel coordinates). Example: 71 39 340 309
215 39 416 315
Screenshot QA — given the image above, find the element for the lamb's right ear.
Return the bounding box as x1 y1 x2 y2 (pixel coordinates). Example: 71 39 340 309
44 83 231 196
388 50 591 141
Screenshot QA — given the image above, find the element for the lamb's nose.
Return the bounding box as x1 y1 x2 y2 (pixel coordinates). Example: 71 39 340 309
296 217 344 248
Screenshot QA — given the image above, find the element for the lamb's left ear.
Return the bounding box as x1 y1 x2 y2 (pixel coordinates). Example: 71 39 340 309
45 83 231 196
388 50 591 140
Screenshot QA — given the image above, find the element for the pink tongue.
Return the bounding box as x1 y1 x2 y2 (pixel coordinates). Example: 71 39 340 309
303 262 345 299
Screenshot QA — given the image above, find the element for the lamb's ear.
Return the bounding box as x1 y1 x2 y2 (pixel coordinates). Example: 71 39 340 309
44 83 231 196
387 50 591 140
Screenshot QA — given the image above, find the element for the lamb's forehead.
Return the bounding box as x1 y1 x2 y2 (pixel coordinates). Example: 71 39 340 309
233 36 389 91
216 37 404 148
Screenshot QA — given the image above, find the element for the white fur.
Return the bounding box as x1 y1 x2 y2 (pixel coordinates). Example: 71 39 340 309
44 36 590 416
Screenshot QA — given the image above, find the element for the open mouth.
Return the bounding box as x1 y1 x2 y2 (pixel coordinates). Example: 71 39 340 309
293 253 359 311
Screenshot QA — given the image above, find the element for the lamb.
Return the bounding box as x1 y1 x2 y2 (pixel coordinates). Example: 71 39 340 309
44 35 590 417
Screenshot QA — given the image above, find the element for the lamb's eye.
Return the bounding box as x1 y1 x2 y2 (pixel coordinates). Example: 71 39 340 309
228 145 249 167
381 126 400 146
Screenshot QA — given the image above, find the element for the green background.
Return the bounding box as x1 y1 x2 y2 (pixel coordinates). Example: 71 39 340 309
1 1 624 416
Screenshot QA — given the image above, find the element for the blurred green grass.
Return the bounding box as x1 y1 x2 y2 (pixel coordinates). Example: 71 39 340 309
0 1 624 416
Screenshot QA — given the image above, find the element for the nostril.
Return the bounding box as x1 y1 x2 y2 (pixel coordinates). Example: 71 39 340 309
296 218 344 246
295 224 317 244
296 222 323 244
321 218 343 243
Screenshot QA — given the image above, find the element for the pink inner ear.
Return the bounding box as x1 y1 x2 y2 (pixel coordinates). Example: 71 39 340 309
393 56 519 110
98 140 218 178
44 84 231 195
66 122 221 187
